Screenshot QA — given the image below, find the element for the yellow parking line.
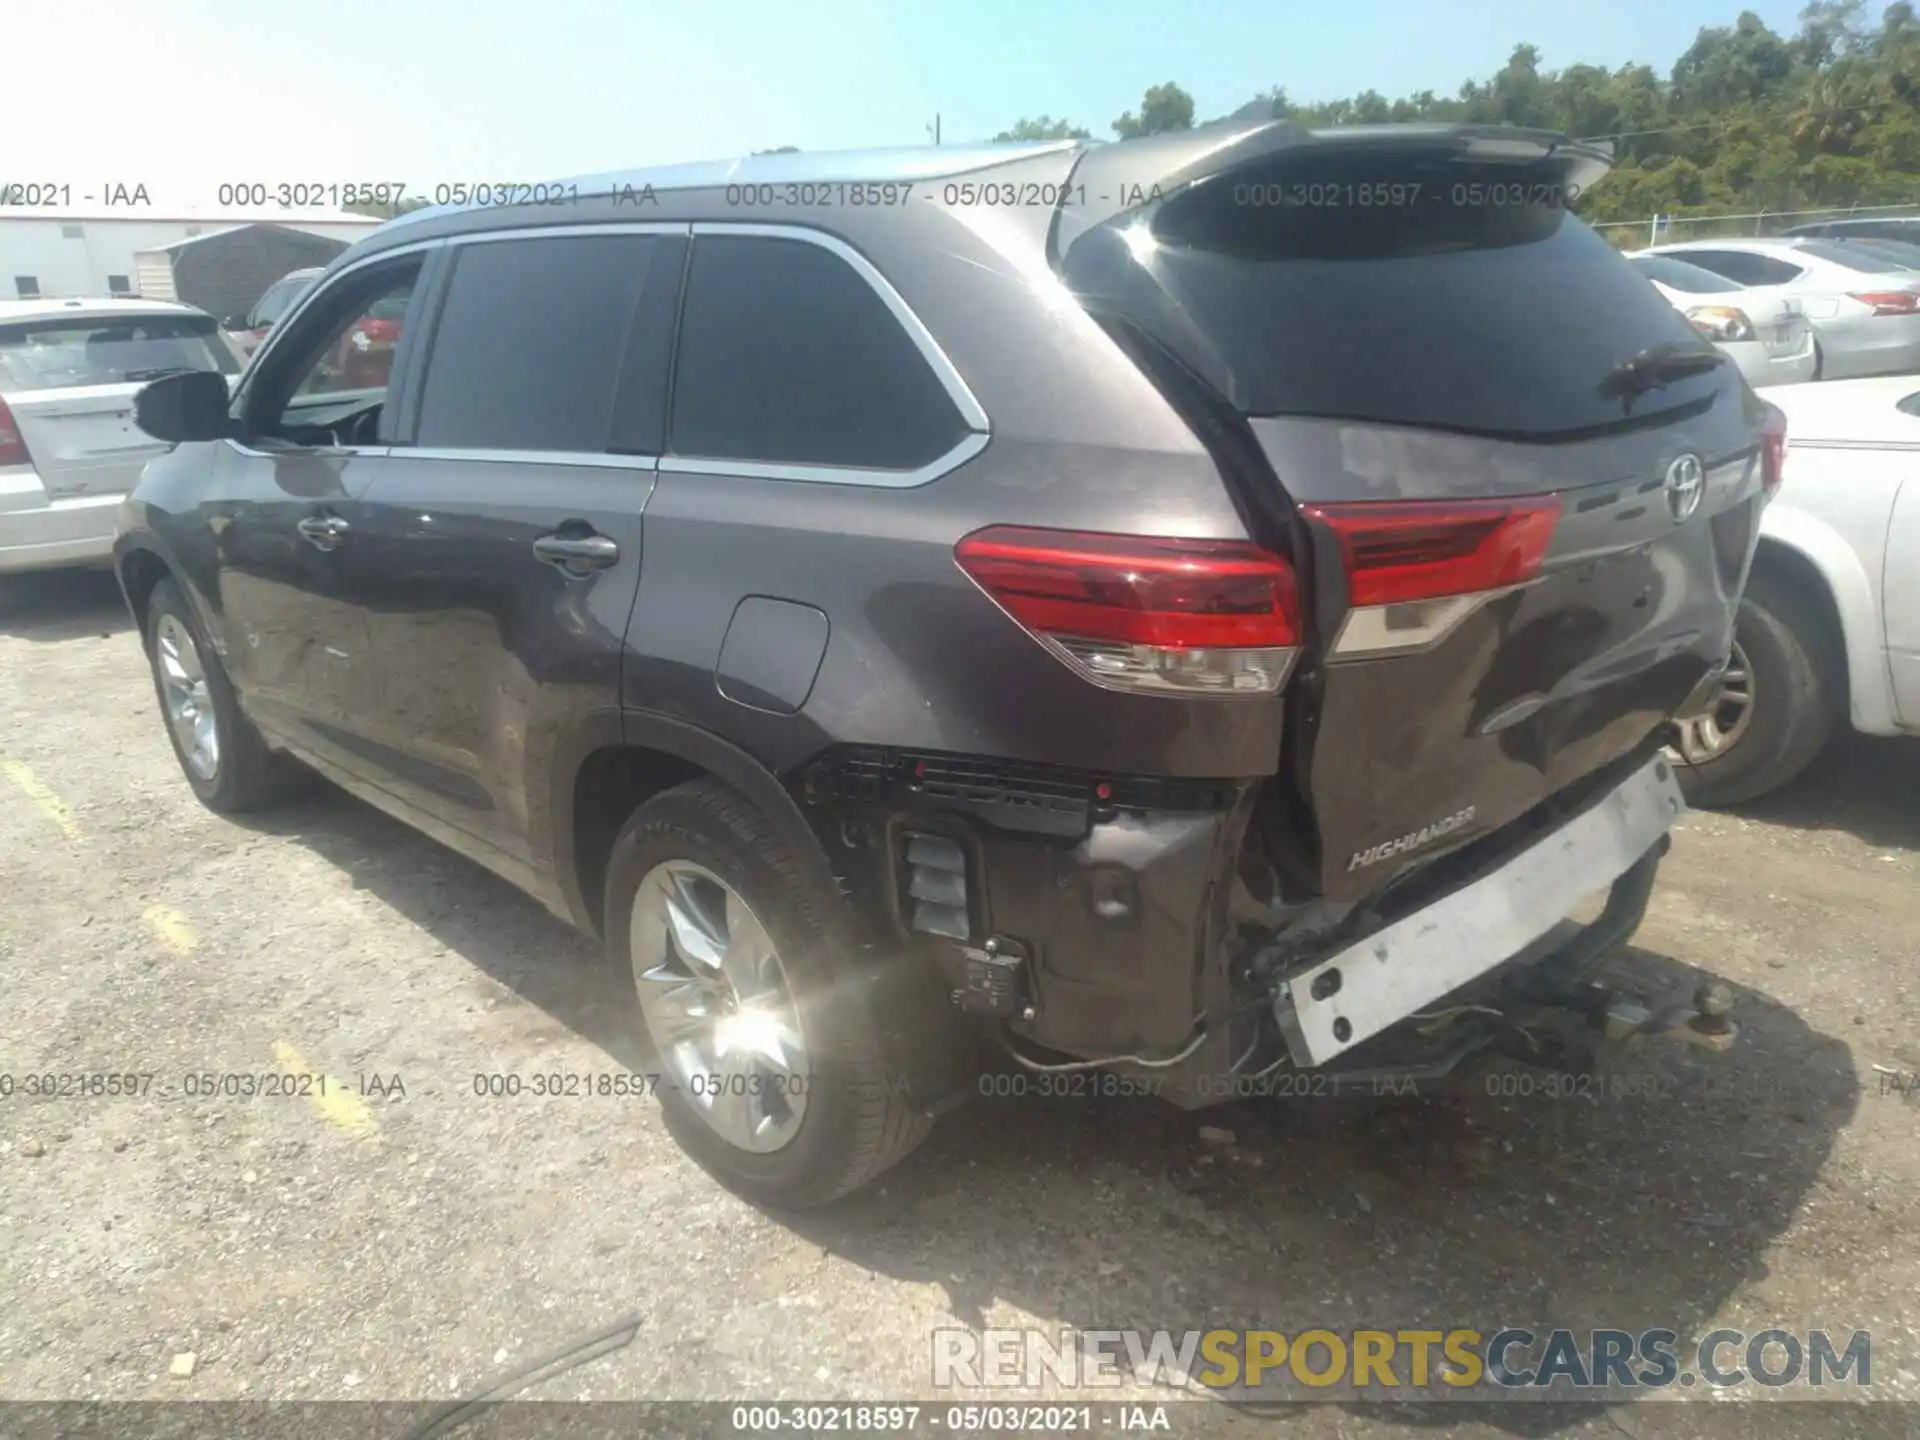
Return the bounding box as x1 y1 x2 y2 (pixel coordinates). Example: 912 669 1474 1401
143 905 200 955
273 1040 378 1139
1 757 81 841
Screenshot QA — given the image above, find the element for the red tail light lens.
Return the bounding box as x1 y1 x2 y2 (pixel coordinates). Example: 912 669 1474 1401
1850 291 1920 316
1760 403 1787 497
1299 497 1561 608
954 526 1300 695
0 396 30 468
955 527 1298 648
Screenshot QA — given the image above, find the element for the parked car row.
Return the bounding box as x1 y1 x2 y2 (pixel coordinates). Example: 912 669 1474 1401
1631 235 1920 383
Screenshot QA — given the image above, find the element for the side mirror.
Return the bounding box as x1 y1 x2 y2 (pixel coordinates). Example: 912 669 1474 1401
220 313 249 331
135 370 235 443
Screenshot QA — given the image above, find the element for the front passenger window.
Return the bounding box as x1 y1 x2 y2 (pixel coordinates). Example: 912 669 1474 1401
245 260 421 447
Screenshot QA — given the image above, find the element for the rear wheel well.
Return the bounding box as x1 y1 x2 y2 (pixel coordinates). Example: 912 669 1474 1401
571 745 708 934
118 548 171 641
1749 538 1848 714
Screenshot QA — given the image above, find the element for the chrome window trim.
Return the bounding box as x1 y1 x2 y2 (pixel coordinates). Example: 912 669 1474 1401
659 430 990 491
224 440 393 461
391 447 660 470
451 222 693 244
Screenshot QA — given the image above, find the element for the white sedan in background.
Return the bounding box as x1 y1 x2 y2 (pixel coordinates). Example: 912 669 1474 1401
0 298 240 574
1641 237 1920 380
1668 375 1920 804
1625 251 1815 386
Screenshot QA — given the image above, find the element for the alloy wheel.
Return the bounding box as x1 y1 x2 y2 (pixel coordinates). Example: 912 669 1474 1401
629 859 810 1153
1669 640 1756 767
155 613 221 781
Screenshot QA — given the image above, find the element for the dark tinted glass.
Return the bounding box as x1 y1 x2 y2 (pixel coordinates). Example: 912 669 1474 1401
1628 255 1737 295
670 235 968 469
1679 251 1804 285
1065 149 1720 438
1792 237 1919 273
1841 237 1920 268
255 277 307 326
415 234 676 453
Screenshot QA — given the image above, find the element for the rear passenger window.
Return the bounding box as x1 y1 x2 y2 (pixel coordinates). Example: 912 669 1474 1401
1683 251 1803 286
415 233 683 454
670 235 968 471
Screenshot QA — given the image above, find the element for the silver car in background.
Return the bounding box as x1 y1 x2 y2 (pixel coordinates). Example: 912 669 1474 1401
0 298 239 573
1642 237 1920 380
1625 252 1815 387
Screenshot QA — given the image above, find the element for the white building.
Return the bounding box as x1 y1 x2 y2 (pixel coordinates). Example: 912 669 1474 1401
0 207 381 301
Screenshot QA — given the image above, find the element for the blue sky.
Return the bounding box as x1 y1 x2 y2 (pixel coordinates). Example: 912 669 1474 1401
18 0 1813 208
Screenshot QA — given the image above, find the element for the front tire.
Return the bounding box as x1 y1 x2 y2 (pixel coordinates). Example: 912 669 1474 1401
605 777 930 1207
1669 571 1839 807
144 577 304 813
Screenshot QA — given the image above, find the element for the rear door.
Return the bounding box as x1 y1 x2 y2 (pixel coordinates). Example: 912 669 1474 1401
339 225 685 864
1056 128 1769 901
0 311 238 499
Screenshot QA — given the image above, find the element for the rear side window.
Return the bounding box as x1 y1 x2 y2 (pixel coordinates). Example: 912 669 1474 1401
414 233 683 454
1062 149 1722 439
1628 255 1737 295
254 278 307 327
1792 237 1919 273
669 234 969 470
1680 250 1805 286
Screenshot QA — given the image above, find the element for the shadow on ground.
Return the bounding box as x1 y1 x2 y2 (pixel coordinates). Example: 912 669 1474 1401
0 567 132 643
1728 731 1920 853
226 757 1874 1438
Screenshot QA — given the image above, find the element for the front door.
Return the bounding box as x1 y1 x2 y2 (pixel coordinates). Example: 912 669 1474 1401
211 253 427 780
339 227 686 864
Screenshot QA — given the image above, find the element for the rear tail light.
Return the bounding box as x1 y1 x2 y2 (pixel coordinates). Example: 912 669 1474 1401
1685 305 1755 342
1299 497 1561 659
0 396 30 468
1760 402 1788 497
953 525 1299 695
1849 290 1920 316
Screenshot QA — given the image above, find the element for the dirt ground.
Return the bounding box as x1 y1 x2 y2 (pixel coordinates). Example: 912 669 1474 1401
2 567 1916 1440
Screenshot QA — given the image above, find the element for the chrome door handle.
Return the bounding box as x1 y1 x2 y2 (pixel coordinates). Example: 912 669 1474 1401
532 532 619 571
296 513 351 551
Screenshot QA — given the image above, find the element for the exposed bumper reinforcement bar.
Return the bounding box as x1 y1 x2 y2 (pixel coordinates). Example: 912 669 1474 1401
1275 754 1688 1068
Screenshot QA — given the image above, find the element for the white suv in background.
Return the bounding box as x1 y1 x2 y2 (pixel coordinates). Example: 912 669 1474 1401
0 298 239 573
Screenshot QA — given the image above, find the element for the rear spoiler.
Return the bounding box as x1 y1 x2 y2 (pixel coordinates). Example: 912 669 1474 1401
1049 121 1617 262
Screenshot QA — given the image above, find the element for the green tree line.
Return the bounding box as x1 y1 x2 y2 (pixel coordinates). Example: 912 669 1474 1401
995 1 1920 226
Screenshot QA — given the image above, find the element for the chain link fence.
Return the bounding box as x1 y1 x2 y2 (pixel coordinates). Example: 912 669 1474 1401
1592 201 1920 249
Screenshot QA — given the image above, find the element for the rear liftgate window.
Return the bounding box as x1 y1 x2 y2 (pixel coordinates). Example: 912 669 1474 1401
1063 148 1720 438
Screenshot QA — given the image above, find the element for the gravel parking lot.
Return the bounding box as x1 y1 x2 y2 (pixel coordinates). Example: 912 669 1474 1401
2 567 1917 1439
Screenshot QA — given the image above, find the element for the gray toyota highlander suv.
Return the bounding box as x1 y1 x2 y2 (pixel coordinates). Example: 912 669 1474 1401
116 121 1782 1205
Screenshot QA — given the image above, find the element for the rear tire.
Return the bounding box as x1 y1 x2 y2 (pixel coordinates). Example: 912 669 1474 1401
605 777 931 1207
144 577 305 813
1671 571 1839 807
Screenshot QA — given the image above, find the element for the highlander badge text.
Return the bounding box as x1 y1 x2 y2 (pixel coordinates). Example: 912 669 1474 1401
1348 807 1477 872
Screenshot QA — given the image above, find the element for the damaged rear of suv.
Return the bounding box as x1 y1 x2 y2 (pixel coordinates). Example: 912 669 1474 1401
118 121 1779 1207
785 122 1777 1194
